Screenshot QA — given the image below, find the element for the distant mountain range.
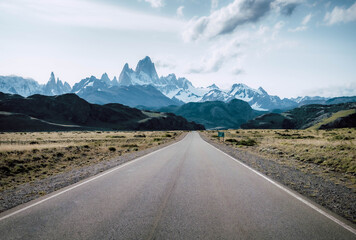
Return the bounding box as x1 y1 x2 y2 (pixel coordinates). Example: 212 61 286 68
0 73 71 97
158 99 263 130
1 56 356 110
0 92 204 132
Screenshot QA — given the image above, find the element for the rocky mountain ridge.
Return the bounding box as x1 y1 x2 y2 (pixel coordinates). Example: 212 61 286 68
1 56 355 110
0 73 71 97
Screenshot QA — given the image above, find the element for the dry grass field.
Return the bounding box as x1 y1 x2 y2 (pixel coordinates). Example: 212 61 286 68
0 131 183 191
204 128 356 189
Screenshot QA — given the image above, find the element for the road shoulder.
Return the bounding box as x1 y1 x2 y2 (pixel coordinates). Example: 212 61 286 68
199 132 356 225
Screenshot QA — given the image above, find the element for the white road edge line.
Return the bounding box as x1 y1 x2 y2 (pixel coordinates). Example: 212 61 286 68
206 140 356 235
0 137 183 222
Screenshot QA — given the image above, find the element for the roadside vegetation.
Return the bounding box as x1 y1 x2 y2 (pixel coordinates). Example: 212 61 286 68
205 128 356 189
0 131 182 191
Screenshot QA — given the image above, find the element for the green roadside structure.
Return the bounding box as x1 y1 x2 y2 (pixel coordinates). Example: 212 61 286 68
218 131 225 141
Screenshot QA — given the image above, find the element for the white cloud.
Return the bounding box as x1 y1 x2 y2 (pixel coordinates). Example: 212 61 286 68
303 82 356 98
176 6 184 18
155 59 176 70
187 17 289 74
288 13 311 32
274 21 285 30
144 0 164 9
188 36 244 73
0 0 181 32
288 26 307 32
182 0 272 42
324 2 356 25
302 13 312 25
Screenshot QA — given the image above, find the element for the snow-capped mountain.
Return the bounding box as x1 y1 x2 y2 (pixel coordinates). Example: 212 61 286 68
0 72 71 97
43 72 71 96
119 57 161 86
118 56 202 103
71 73 181 108
116 57 299 110
224 84 297 111
2 56 352 111
200 88 233 102
291 96 328 103
72 75 109 94
0 75 42 97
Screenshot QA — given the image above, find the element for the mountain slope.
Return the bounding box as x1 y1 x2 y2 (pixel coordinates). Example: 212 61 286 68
0 76 42 97
241 102 356 129
159 99 262 129
72 76 182 108
0 92 204 131
0 73 71 97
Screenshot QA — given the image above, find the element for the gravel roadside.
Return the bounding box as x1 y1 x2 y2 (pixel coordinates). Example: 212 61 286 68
0 132 187 213
200 132 356 224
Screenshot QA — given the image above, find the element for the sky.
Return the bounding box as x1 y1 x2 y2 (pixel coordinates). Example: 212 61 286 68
0 0 356 98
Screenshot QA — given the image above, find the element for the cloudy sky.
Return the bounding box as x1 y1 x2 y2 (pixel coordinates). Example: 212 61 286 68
0 0 355 98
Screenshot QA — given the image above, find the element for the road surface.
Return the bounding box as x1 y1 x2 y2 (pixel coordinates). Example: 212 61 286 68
0 132 355 239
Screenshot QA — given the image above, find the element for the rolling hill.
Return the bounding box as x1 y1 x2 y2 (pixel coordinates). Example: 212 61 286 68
0 92 204 132
158 99 264 129
241 102 356 130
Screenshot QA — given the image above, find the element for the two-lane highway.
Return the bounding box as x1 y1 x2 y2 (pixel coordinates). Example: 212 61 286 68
0 132 355 239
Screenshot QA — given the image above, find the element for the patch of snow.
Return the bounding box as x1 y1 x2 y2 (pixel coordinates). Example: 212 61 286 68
174 90 202 102
251 103 268 111
85 81 94 88
233 93 253 102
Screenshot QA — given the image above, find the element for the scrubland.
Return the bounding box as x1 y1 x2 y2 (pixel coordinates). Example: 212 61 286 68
0 131 182 191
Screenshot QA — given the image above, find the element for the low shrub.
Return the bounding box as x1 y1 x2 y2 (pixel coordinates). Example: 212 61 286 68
238 138 257 146
108 135 126 138
108 147 116 152
134 134 146 138
225 138 257 146
121 144 138 148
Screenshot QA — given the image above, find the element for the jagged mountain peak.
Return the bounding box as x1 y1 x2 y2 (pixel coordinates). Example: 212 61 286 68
231 83 250 90
258 87 268 95
101 72 109 79
135 56 158 80
43 72 71 96
208 84 219 89
166 73 177 80
101 72 111 85
49 72 55 82
123 63 130 70
112 76 119 86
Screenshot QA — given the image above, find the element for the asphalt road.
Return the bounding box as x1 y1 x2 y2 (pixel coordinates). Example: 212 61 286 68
0 132 355 239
